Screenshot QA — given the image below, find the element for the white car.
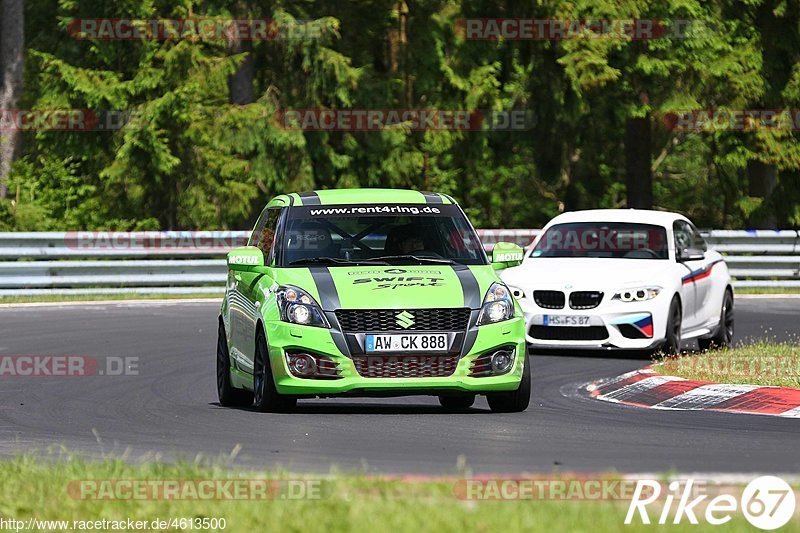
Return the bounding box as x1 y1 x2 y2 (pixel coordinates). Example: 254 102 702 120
500 209 733 353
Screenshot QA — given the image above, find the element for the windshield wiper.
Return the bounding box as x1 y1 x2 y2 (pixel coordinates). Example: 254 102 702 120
369 255 454 265
288 257 389 266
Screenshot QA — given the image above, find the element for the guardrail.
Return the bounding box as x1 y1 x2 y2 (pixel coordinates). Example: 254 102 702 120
0 229 797 295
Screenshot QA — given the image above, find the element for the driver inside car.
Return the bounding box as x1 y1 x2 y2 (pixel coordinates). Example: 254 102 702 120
384 223 432 256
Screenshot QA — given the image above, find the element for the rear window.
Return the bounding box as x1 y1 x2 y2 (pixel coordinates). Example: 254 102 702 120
531 222 668 259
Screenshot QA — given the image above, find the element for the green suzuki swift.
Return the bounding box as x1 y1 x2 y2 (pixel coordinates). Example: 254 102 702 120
217 189 530 412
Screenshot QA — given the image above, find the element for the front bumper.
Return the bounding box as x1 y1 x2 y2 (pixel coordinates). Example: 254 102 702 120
518 294 668 350
250 317 526 396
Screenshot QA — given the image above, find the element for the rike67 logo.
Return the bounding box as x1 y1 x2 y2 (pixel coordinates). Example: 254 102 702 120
626 476 796 530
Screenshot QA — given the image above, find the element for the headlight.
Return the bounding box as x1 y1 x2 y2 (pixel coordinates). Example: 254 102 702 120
477 282 515 325
612 286 661 302
507 285 525 299
276 285 330 328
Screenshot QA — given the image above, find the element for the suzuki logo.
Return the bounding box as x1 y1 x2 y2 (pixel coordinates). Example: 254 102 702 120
396 311 415 329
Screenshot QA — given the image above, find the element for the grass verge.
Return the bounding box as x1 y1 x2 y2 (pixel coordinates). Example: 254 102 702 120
735 287 800 295
0 455 791 532
658 340 800 388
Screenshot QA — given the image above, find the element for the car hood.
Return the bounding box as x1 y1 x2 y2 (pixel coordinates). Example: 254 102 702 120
500 257 673 290
290 264 498 310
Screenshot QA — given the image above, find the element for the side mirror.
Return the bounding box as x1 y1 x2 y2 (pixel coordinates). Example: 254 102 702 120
491 242 524 270
227 246 266 272
677 247 705 262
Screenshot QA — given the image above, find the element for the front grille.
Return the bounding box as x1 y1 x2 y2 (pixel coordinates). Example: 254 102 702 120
469 352 495 378
335 308 470 332
352 355 459 378
529 325 608 341
534 290 565 309
569 291 604 309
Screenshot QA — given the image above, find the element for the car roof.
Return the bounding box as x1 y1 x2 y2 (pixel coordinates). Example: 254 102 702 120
545 209 687 228
268 189 456 207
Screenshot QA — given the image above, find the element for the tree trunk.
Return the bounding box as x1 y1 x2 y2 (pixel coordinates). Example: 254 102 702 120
228 39 254 105
746 160 778 228
227 2 254 105
624 114 652 209
387 2 409 105
0 0 25 199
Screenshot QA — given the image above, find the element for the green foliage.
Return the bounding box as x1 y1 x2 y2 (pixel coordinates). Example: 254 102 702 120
2 0 800 230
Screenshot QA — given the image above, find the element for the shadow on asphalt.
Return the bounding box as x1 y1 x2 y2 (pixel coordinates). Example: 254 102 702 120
529 340 707 361
529 348 656 361
209 402 495 415
284 404 494 415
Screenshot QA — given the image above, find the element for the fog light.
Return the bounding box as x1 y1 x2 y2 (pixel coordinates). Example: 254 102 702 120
490 350 514 374
288 353 317 376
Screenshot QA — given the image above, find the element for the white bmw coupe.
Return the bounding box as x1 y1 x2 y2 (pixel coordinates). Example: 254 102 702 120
500 209 733 353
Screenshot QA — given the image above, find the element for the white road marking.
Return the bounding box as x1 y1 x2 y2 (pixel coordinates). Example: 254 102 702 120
600 375 685 401
653 383 761 409
778 405 800 418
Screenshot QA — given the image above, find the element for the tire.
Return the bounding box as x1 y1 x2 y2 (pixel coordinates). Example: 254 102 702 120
698 289 734 351
216 321 253 407
659 297 682 356
486 353 531 413
253 330 297 413
438 394 476 411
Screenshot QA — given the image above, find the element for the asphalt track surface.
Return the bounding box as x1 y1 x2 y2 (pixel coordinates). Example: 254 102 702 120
0 297 798 474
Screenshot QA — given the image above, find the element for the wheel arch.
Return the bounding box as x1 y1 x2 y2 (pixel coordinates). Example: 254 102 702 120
668 290 684 339
671 291 683 315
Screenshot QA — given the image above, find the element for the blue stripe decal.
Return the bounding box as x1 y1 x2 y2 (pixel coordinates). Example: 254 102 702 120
609 313 650 325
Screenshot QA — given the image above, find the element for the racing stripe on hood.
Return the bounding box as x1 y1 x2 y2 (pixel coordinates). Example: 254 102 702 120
309 266 340 309
451 264 482 354
298 191 321 205
421 192 443 204
308 266 349 356
451 264 481 309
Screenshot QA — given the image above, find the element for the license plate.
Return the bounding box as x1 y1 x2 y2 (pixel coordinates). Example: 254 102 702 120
543 315 591 327
365 334 448 352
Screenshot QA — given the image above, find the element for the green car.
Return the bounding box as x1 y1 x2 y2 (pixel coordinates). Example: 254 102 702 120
217 189 530 412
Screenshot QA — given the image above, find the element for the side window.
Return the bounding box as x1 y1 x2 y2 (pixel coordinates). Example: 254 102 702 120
248 208 282 265
248 209 269 246
690 224 708 251
673 220 693 256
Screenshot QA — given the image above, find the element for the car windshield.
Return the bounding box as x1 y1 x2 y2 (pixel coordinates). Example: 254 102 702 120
531 222 669 259
279 203 487 266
